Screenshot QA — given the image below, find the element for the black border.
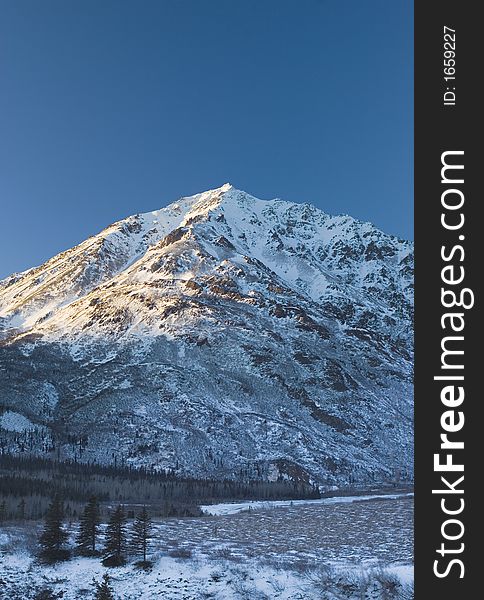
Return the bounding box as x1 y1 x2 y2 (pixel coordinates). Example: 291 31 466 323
415 1 479 595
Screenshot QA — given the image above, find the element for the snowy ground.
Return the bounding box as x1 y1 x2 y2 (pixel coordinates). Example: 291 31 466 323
200 491 414 516
0 495 413 599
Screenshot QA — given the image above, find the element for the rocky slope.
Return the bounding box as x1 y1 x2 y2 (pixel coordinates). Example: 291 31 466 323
0 184 413 485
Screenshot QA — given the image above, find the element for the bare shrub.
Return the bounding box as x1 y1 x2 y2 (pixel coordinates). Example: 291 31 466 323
211 547 234 560
304 565 351 600
210 570 224 582
373 569 401 599
290 558 312 575
168 547 192 559
33 588 65 600
231 579 270 600
397 582 414 600
268 578 286 595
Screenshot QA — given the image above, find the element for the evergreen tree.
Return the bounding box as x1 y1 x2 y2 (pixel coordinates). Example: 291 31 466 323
102 505 126 566
39 496 69 562
17 498 26 520
76 496 101 556
0 499 6 522
94 574 115 600
131 506 152 563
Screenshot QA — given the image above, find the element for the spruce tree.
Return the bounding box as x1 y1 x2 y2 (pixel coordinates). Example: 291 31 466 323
76 496 101 556
94 574 115 600
0 499 6 522
131 506 152 564
39 495 69 562
18 498 26 520
102 505 126 566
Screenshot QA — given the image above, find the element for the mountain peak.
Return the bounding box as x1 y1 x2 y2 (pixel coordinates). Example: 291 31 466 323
0 185 412 344
0 184 414 483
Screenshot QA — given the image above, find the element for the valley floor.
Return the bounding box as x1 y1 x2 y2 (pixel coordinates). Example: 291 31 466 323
0 495 414 599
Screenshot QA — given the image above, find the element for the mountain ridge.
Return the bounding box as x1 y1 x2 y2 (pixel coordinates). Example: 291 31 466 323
0 185 413 486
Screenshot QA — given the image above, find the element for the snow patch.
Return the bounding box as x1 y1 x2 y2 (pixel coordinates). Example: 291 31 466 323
0 411 36 432
201 492 414 516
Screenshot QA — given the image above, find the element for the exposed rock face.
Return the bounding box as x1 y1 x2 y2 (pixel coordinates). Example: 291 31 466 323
0 184 413 485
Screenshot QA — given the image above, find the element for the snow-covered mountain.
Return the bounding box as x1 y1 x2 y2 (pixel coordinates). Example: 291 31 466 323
0 184 413 485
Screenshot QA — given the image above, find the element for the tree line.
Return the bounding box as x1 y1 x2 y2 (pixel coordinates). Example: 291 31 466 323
0 454 320 521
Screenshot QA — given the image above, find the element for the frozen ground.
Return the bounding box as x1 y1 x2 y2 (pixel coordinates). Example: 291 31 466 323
0 495 413 599
200 491 414 515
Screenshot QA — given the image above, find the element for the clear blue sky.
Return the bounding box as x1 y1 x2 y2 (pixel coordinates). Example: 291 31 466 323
0 0 413 278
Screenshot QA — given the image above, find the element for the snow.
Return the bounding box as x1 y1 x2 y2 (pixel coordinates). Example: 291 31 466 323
386 564 414 585
0 485 413 599
0 551 413 600
0 184 413 483
0 410 36 432
200 492 414 516
0 184 413 342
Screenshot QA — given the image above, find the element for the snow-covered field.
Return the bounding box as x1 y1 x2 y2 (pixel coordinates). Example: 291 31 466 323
0 495 413 599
